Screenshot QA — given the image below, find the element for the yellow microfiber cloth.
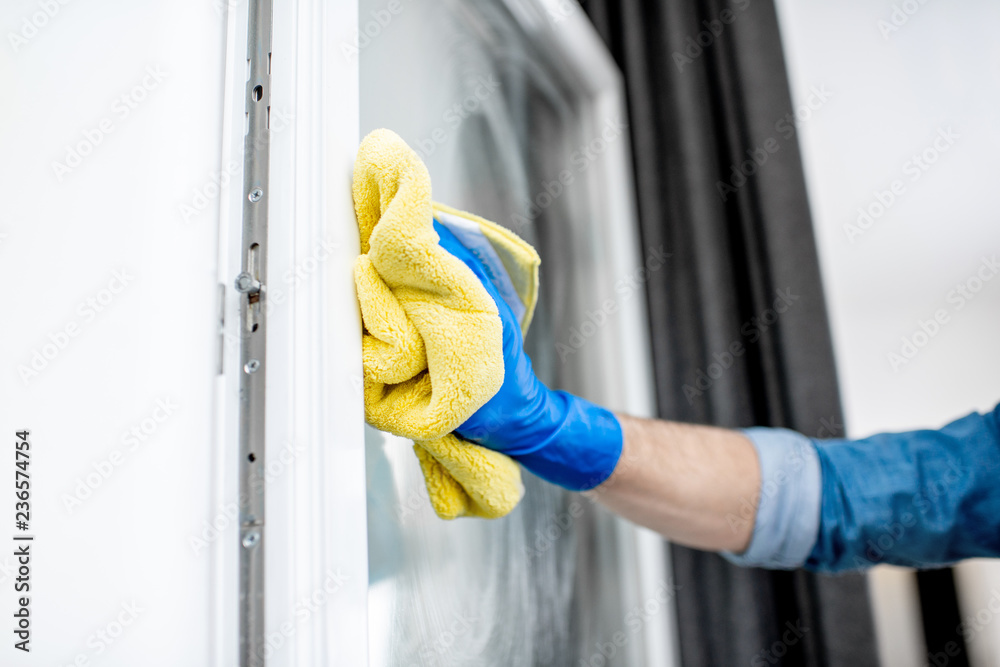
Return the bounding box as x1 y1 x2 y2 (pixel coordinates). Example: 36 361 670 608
352 128 541 520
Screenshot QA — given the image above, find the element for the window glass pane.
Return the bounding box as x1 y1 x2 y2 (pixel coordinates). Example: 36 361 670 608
361 3 653 664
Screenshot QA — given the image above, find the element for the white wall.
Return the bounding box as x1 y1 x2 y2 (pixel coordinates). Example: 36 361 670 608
0 2 368 665
774 0 1000 432
0 2 226 664
774 2 1000 666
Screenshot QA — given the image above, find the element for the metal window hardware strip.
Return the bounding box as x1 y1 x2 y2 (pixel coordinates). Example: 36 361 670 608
237 0 272 664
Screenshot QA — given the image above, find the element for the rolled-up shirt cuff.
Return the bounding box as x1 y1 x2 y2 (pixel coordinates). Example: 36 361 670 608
720 427 822 569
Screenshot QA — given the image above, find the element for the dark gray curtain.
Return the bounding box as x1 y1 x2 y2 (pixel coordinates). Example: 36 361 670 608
583 0 879 665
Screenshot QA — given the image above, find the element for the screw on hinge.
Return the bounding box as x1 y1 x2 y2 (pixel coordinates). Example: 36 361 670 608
235 272 262 296
242 530 260 548
248 188 263 202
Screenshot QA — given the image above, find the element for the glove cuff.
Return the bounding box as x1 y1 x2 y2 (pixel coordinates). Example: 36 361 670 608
511 392 623 491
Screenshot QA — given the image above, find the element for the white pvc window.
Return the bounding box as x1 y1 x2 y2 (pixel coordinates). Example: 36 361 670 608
3 0 677 664
1 0 366 665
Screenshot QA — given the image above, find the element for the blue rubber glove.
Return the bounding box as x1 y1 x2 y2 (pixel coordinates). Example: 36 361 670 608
434 220 623 491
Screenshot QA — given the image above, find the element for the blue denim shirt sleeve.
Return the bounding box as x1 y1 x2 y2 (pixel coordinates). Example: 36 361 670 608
721 403 1000 573
806 403 1000 573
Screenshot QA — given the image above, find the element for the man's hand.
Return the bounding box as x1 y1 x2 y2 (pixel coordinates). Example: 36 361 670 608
434 220 623 491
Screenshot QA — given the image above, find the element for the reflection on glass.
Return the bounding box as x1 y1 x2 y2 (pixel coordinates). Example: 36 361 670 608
362 2 645 664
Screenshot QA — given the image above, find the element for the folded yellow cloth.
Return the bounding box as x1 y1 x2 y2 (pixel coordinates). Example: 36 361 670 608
353 129 541 519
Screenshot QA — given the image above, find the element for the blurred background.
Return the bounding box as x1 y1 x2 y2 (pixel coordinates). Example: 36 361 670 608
1 0 997 665
776 2 1000 665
